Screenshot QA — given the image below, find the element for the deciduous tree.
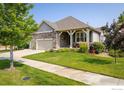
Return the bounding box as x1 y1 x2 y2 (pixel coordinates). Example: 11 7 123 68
0 4 38 69
101 12 124 63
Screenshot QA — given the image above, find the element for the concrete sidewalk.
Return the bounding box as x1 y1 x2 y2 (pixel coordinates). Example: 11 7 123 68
1 49 124 85
13 57 124 85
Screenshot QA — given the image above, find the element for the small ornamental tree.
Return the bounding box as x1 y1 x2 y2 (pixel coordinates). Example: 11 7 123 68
101 12 124 63
117 12 124 50
0 4 38 69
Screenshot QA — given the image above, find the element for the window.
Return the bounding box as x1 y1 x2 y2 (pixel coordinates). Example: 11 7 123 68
81 33 83 41
75 32 86 42
76 33 80 42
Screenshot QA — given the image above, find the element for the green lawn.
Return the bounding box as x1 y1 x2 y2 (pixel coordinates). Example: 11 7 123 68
0 60 84 85
24 51 124 79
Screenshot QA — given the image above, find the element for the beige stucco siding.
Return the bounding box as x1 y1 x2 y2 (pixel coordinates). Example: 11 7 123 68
100 32 105 42
92 32 100 42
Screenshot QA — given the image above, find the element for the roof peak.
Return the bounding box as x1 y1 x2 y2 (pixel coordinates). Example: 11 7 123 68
66 16 74 18
55 16 75 22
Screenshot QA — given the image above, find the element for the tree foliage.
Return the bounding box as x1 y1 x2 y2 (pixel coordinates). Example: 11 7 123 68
0 4 38 69
101 12 124 50
0 4 37 46
101 12 124 63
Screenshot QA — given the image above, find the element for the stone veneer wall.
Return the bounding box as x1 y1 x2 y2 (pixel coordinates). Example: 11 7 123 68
31 32 57 49
60 32 70 47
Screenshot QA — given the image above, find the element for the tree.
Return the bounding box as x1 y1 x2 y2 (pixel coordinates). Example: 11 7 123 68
0 4 38 69
101 12 124 63
117 12 124 51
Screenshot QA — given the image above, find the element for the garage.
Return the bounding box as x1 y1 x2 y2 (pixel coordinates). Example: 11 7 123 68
36 38 53 50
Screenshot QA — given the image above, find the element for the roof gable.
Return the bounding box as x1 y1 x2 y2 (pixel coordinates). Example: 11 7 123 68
37 16 101 33
37 21 54 32
55 16 90 31
43 20 58 30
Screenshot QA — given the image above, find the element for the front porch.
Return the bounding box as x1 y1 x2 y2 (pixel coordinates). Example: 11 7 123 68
56 28 92 49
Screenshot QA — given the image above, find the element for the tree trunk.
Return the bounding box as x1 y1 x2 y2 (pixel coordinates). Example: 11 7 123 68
10 45 14 69
114 48 117 64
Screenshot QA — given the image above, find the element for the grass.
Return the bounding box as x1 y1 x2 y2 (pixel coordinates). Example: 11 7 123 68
24 51 124 79
0 60 84 85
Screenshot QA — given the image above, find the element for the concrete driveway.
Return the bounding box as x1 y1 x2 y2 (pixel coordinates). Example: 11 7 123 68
0 49 43 58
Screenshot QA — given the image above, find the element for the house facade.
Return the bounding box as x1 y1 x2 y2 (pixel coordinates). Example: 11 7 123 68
95 27 105 42
30 16 102 50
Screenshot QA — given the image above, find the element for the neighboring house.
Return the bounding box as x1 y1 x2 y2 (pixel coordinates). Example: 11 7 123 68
30 16 102 50
0 45 8 50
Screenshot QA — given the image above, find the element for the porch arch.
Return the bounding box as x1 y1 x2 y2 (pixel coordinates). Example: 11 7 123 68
60 32 70 47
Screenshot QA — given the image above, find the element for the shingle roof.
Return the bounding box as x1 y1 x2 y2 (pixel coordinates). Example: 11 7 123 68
95 27 103 33
41 16 101 33
55 16 91 31
42 20 58 30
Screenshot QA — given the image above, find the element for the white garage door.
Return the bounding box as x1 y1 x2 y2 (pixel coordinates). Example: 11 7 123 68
36 39 53 50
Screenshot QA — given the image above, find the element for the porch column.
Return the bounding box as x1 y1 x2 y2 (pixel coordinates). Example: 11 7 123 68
67 30 75 48
86 29 90 49
70 32 73 48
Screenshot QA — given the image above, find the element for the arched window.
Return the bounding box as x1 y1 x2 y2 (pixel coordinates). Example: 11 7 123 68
75 32 86 42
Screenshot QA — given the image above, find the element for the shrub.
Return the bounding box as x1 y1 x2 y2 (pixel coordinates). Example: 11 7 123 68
58 48 70 52
79 42 88 53
92 42 105 53
49 49 54 52
17 43 29 49
109 49 124 57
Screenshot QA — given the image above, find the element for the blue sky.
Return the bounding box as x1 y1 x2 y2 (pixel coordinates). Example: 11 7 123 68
30 3 124 27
